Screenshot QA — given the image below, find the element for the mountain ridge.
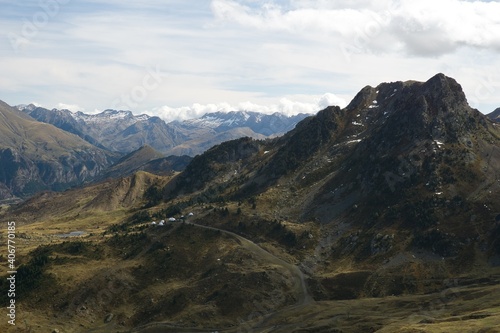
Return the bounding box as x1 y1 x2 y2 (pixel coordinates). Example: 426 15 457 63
19 105 310 156
0 101 117 200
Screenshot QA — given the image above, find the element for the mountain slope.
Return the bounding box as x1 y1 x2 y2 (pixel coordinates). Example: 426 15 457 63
0 101 116 200
99 145 191 180
19 105 106 148
488 107 500 122
164 126 266 156
166 73 500 263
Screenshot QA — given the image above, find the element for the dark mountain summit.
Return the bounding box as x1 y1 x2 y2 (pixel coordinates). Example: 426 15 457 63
167 73 500 259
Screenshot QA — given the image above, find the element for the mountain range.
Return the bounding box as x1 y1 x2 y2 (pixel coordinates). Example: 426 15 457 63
18 105 309 156
0 105 308 201
1 74 500 333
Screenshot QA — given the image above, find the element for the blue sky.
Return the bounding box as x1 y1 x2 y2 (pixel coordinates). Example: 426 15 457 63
1 0 500 121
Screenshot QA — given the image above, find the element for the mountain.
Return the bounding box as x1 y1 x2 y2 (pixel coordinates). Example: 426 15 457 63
167 73 500 284
99 145 191 180
0 101 116 201
164 126 267 156
20 106 309 156
487 107 500 122
163 111 308 156
178 110 309 136
20 106 187 154
4 74 500 333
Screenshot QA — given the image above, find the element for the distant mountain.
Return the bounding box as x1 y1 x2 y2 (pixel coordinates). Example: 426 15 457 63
164 126 267 156
99 145 191 180
20 106 187 154
164 111 308 156
487 108 500 122
19 106 309 156
0 101 116 201
178 111 309 136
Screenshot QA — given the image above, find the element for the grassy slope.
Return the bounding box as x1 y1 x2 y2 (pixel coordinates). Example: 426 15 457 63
0 101 102 157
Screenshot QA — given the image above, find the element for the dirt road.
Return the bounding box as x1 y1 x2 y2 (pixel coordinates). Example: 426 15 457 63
132 221 313 333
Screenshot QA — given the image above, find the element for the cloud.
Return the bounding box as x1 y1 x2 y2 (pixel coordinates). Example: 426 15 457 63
56 103 83 112
211 0 500 56
151 93 347 122
1 0 500 117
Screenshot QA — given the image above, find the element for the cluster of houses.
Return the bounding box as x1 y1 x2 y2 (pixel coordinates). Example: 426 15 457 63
150 212 194 226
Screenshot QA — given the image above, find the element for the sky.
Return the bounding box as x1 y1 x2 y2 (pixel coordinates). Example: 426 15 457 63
1 0 500 122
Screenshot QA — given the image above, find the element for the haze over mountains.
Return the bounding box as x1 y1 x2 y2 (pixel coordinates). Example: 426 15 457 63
1 74 500 333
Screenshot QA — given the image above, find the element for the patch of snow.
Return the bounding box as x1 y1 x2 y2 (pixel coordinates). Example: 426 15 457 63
434 140 444 147
345 139 362 144
264 150 270 154
352 121 363 126
135 114 150 121
368 105 379 109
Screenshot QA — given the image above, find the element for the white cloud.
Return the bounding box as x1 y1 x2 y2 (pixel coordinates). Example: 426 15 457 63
151 93 347 122
56 103 83 112
211 0 500 56
1 0 500 118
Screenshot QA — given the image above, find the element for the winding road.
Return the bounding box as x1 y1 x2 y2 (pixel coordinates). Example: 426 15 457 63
131 221 313 333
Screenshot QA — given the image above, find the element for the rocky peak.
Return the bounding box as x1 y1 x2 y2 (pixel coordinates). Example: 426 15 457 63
342 74 483 145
